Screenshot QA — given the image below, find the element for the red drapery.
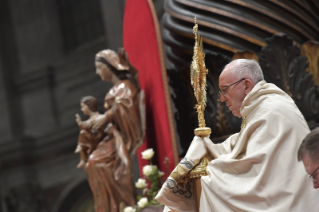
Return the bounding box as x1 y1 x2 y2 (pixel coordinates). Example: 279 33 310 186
123 0 178 177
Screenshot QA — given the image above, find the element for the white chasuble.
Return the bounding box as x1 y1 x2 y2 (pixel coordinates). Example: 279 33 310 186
156 81 318 211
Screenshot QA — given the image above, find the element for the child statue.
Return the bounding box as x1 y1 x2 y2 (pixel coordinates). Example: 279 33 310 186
74 96 105 168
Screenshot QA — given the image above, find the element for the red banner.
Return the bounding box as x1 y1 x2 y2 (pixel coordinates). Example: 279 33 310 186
123 0 178 177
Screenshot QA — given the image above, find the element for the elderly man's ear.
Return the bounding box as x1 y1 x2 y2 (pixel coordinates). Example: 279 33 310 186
244 79 254 95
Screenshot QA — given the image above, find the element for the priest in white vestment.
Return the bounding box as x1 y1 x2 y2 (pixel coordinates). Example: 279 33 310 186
156 59 318 212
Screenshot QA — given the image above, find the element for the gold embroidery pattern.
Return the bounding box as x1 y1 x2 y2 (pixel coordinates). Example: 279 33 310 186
241 116 247 130
180 158 195 170
170 164 188 182
166 179 193 199
182 154 212 182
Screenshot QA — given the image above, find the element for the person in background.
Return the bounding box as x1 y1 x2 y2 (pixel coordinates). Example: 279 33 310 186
298 127 319 189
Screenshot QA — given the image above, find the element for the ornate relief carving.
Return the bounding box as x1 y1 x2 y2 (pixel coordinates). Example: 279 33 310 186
301 41 319 85
259 34 319 128
232 50 259 61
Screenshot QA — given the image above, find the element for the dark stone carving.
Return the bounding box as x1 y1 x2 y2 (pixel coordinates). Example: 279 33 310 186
301 41 319 85
259 34 319 129
162 0 319 65
164 0 319 149
167 67 198 156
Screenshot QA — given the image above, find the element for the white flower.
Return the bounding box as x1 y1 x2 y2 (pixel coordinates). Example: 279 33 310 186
141 148 155 160
143 165 157 176
135 178 148 189
142 165 153 176
137 197 148 208
123 206 136 212
158 171 164 177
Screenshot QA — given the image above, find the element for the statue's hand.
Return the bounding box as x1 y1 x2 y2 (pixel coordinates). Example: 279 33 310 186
91 114 107 130
75 114 82 126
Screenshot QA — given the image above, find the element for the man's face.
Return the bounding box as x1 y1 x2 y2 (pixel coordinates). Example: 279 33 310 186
302 154 319 189
219 70 246 118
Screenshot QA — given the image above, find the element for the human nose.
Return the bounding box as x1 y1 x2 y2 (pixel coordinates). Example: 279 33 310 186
219 93 226 102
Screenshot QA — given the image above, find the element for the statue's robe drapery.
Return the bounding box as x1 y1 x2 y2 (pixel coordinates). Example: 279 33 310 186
85 80 143 212
156 81 318 211
75 119 105 162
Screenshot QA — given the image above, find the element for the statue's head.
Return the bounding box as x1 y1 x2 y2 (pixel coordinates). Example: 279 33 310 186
95 49 130 82
80 96 98 113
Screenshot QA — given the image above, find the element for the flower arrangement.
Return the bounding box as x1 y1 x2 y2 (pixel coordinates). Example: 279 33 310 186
123 148 164 212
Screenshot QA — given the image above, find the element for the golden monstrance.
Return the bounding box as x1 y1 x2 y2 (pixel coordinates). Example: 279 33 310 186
187 18 213 211
190 17 211 138
186 18 212 180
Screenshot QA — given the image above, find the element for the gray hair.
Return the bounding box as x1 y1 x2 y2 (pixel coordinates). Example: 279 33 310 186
298 128 319 162
225 59 264 84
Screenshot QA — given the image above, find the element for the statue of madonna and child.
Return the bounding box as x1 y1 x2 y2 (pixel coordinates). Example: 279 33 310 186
74 48 145 212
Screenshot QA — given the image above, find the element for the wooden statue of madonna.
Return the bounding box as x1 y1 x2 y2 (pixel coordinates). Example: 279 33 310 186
75 48 145 212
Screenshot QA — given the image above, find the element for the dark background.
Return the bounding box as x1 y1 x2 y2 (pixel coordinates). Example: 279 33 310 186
0 1 166 211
